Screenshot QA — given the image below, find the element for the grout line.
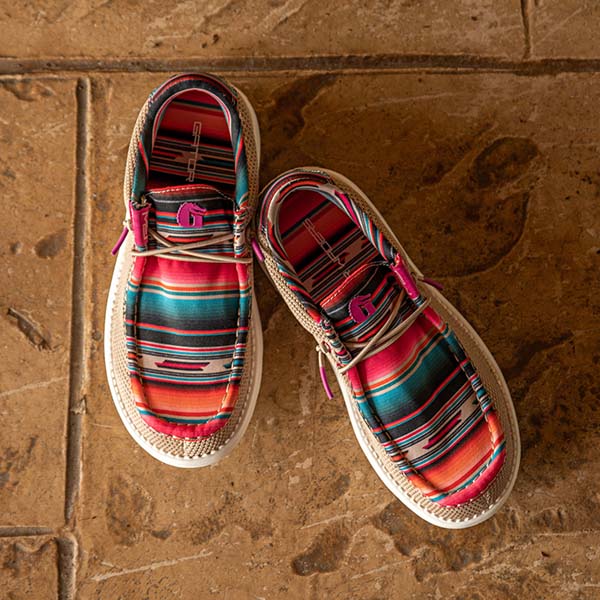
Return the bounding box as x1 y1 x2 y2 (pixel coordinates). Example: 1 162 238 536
57 535 78 600
64 77 90 528
520 0 534 60
3 54 600 76
0 526 54 538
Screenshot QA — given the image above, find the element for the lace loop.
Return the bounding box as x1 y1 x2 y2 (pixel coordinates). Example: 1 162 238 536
112 221 252 265
111 221 130 256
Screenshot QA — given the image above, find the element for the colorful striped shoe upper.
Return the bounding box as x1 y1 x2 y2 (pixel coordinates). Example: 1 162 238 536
114 74 255 441
257 170 509 509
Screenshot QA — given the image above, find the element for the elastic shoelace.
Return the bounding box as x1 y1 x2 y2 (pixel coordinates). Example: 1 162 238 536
316 277 439 399
112 219 252 265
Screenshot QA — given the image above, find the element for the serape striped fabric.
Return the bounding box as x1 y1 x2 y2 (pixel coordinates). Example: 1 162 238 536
259 172 505 506
125 75 251 439
150 92 236 191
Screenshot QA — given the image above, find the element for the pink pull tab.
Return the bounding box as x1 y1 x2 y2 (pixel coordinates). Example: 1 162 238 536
251 238 265 262
111 225 129 256
391 257 420 300
130 204 151 249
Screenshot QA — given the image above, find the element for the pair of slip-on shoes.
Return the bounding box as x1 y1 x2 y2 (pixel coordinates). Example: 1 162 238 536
105 73 520 529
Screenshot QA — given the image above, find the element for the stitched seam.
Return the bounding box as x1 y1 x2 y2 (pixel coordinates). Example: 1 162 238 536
218 270 246 420
432 292 516 503
149 184 232 203
320 260 387 304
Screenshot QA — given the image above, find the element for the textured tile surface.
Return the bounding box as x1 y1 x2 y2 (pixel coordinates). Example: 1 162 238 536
76 71 600 598
0 79 76 527
531 1 600 58
0 1 524 60
3 2 600 596
0 536 59 599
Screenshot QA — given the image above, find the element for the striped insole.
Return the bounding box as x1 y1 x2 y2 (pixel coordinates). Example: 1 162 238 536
278 190 411 344
279 190 380 303
148 90 235 193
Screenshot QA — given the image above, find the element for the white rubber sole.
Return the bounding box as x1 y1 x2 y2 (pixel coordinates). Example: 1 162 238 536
103 80 263 468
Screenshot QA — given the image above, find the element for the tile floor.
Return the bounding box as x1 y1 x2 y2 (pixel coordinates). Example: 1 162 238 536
1 2 600 598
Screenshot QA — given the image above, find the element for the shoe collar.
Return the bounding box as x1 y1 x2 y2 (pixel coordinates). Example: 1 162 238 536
126 73 250 217
257 168 429 367
121 73 252 258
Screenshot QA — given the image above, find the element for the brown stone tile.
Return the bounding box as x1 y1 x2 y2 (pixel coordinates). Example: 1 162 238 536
0 536 59 599
315 530 600 599
531 1 600 58
0 79 77 527
0 1 524 60
80 71 600 597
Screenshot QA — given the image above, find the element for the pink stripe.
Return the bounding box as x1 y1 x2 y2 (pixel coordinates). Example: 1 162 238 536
422 414 462 450
156 360 210 370
370 366 462 434
135 340 235 352
141 413 227 438
138 140 150 173
359 318 436 379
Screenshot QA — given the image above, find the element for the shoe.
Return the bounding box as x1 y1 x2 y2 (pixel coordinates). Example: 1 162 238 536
255 167 520 527
105 73 262 467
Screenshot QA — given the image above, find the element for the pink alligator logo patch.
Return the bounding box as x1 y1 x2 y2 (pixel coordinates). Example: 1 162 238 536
177 202 207 228
348 294 376 324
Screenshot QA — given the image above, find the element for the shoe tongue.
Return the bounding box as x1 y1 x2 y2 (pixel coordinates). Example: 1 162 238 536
144 184 234 244
320 263 406 345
